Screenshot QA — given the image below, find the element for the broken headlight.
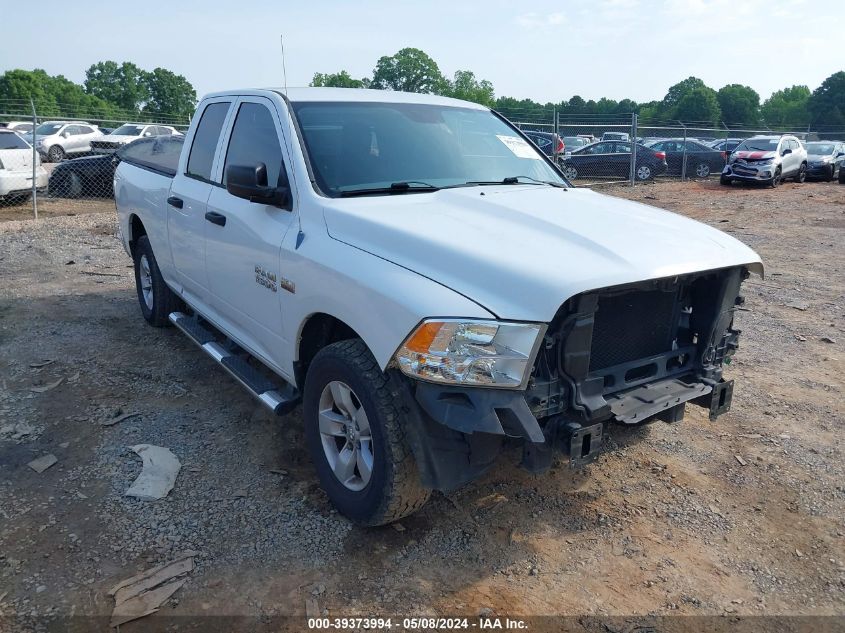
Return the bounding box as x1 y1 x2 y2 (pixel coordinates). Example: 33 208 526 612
394 319 545 389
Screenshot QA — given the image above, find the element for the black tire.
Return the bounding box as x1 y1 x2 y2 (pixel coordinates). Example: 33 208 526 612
303 339 430 526
720 175 732 186
839 167 845 184
770 168 781 188
47 145 65 163
132 235 180 327
635 164 653 181
693 162 711 178
64 171 83 198
794 162 807 183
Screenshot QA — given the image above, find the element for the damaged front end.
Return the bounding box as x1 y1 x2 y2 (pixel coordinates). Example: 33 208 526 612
399 265 754 492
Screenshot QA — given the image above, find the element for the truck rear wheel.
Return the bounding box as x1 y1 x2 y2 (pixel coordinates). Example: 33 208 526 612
133 235 180 327
303 339 430 525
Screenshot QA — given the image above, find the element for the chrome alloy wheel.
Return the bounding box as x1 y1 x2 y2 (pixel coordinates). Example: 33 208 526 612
318 380 373 491
139 254 153 310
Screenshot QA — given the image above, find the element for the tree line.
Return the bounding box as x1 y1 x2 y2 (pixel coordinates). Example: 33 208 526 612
313 48 845 130
1 50 842 131
0 62 196 123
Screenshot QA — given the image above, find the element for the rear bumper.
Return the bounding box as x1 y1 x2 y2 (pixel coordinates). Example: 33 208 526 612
0 168 48 196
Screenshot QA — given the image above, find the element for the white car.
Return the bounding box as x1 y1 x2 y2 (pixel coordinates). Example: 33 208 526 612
0 129 48 202
720 134 808 187
2 121 34 135
114 88 762 525
23 121 103 162
90 123 181 154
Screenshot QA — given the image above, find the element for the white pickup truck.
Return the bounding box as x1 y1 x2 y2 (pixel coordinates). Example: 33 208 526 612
114 88 763 525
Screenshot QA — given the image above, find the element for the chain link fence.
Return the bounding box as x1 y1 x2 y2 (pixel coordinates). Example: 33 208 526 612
3 100 845 218
508 110 845 187
0 99 189 217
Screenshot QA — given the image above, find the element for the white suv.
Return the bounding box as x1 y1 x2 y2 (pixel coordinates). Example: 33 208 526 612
0 130 48 202
24 121 103 162
721 134 807 187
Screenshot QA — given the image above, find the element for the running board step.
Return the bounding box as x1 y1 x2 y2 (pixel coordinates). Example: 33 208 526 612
169 311 300 415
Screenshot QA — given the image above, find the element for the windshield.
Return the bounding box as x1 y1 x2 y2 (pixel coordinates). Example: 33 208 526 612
806 143 835 155
736 138 779 152
291 102 565 195
111 124 145 136
0 132 28 149
35 123 63 136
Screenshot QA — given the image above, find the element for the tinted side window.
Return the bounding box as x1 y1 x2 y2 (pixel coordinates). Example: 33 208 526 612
223 102 286 188
187 102 230 181
79 126 94 134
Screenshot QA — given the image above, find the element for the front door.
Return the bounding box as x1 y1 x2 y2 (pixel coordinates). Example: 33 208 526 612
204 97 296 367
167 99 233 305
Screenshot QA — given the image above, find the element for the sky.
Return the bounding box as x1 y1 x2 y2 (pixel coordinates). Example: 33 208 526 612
3 0 842 105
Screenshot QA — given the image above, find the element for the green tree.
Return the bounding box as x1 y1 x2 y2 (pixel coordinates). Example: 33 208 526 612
717 84 760 126
141 68 196 123
310 70 369 88
760 85 810 127
674 86 722 124
444 70 494 107
807 71 845 127
661 77 721 123
0 68 117 119
84 61 149 113
370 48 446 94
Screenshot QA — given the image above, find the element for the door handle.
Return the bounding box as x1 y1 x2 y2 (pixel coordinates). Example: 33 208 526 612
167 196 183 209
205 211 226 227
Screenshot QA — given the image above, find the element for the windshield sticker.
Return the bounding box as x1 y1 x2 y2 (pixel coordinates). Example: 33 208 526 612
496 135 541 160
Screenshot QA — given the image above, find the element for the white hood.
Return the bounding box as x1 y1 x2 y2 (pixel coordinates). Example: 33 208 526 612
96 135 139 144
322 186 763 321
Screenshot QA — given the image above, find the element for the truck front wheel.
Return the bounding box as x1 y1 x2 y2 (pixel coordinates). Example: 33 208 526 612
133 235 180 327
303 339 430 525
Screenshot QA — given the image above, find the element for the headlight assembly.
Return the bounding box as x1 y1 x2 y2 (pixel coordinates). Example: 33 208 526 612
394 319 545 389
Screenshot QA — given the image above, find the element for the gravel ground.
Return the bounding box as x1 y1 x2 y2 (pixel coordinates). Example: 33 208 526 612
0 180 843 631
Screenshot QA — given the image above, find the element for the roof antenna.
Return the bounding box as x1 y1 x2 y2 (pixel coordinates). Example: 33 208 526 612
280 34 289 98
280 33 303 247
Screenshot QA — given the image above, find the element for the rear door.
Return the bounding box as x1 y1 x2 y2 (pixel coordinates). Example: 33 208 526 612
204 96 296 363
167 98 233 305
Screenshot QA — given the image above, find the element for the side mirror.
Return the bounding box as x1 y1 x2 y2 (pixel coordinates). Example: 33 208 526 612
837 152 845 158
782 148 792 156
61 131 69 138
225 163 289 208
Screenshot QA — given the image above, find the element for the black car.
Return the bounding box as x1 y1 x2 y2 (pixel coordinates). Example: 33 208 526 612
805 141 845 181
48 152 120 198
559 141 668 181
645 138 725 178
49 135 185 198
709 138 742 153
521 130 564 159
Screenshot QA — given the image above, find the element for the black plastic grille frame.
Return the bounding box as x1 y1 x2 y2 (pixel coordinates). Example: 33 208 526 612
588 288 678 371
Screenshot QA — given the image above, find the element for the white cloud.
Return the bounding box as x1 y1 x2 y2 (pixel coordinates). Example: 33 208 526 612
515 11 566 29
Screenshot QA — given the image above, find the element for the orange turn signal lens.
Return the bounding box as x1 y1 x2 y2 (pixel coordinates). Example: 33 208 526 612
404 321 444 353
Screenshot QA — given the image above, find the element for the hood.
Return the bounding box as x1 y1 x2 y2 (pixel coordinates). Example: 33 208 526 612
322 186 763 321
731 150 776 162
94 135 137 144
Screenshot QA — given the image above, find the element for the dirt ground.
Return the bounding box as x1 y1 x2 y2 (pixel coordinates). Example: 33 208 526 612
0 180 843 631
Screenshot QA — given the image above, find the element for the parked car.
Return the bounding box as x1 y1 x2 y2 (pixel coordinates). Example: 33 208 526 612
560 140 667 180
804 141 845 181
50 135 184 198
645 138 725 178
113 88 761 525
22 121 103 162
720 134 808 187
562 136 588 152
0 129 48 203
1 121 34 135
90 123 181 154
521 130 565 159
708 138 743 154
601 131 630 141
